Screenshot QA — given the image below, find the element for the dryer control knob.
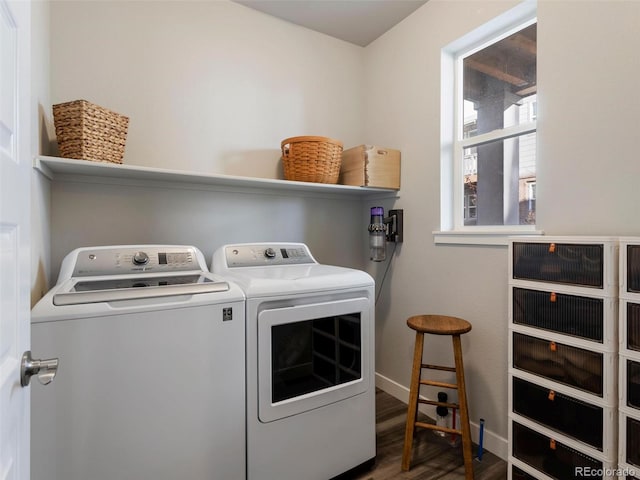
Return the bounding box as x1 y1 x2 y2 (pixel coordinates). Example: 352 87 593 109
132 251 150 265
264 248 277 259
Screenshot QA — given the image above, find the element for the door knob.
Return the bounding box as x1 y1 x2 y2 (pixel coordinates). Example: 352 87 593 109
20 351 59 387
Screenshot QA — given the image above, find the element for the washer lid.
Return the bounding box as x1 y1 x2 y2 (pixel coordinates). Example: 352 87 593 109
45 245 236 306
212 243 373 297
215 263 373 297
53 273 230 306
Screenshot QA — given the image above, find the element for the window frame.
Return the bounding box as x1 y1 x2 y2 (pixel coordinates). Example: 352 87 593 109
435 1 542 246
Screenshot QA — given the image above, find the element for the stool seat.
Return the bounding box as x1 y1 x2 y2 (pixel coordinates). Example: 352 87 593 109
407 315 472 336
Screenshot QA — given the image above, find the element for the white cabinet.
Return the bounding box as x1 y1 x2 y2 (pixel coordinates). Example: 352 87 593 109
507 237 619 480
618 239 640 479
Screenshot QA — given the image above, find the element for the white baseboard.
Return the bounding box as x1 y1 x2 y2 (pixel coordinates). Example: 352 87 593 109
375 372 508 461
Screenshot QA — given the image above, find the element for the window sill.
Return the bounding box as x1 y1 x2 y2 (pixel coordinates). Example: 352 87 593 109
433 228 544 246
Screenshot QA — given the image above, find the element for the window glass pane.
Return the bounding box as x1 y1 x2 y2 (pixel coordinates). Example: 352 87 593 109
463 132 536 226
462 23 537 138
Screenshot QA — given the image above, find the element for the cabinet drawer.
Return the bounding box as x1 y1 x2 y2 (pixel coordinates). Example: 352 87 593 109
512 332 607 398
512 287 612 343
621 413 640 469
512 376 611 452
624 243 640 295
622 357 640 411
511 420 606 480
512 242 604 288
623 301 640 353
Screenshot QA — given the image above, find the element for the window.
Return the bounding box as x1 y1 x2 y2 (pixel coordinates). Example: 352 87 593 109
438 2 538 244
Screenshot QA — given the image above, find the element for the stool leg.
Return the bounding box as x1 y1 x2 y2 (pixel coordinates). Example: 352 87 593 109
401 331 424 471
452 334 474 480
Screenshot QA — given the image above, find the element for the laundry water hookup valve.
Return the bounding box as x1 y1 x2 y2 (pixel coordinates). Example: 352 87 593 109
368 207 403 262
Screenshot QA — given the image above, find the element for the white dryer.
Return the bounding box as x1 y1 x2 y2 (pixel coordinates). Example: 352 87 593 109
31 245 246 480
211 242 376 480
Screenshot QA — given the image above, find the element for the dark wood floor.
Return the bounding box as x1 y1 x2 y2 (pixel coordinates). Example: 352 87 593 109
349 389 507 480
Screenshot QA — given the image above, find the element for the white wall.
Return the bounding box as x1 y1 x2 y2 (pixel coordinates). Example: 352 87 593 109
46 180 366 281
50 0 364 178
364 0 640 459
31 0 53 306
536 0 640 234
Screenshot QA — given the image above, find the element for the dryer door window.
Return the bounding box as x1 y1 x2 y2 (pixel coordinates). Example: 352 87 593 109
258 297 371 423
271 312 361 403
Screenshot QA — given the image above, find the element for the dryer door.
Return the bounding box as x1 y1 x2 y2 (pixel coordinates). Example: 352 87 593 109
257 297 371 423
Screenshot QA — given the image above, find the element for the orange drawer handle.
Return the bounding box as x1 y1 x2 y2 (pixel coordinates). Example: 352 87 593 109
548 390 555 401
549 243 556 253
550 439 556 450
549 341 557 352
550 292 557 302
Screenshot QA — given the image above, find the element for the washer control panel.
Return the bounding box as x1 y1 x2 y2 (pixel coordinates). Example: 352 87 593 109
224 243 316 267
71 246 201 277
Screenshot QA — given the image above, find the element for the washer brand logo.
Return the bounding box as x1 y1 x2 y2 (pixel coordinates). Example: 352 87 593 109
223 308 233 321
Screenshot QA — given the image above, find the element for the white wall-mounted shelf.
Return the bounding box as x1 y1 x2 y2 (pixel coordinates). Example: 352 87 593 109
33 156 399 200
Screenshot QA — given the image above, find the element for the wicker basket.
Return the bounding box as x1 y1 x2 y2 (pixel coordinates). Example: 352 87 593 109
281 136 343 184
53 100 129 164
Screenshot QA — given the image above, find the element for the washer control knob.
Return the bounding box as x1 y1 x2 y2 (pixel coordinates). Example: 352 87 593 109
132 251 150 265
264 248 277 259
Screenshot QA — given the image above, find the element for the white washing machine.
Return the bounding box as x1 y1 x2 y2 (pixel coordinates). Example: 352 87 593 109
30 245 246 480
211 242 376 480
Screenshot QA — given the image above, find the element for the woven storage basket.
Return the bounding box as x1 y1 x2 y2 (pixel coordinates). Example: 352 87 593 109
281 136 343 184
53 100 129 164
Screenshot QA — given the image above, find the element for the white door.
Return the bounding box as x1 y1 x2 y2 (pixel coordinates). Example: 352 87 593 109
257 297 371 423
1 0 32 478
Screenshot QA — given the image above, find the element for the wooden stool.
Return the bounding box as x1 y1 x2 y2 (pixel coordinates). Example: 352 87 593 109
401 314 474 479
